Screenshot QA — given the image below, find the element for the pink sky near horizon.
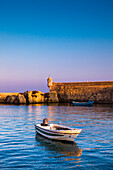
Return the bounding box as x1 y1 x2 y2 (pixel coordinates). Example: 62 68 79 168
0 0 113 92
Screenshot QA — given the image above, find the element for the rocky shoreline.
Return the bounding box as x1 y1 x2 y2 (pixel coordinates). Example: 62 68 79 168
0 91 59 105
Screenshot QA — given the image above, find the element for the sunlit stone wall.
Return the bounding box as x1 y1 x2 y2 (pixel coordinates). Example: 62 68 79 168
49 81 113 103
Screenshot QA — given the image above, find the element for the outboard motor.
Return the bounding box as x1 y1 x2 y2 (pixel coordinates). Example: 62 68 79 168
41 118 48 126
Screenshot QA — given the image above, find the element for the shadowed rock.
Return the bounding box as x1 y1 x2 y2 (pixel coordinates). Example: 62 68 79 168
6 95 17 104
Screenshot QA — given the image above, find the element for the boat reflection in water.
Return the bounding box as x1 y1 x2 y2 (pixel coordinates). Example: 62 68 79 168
35 133 82 158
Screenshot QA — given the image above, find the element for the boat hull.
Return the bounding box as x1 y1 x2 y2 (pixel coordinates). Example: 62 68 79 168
35 124 81 142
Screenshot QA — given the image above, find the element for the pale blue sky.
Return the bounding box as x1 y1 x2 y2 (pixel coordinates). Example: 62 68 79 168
0 0 113 92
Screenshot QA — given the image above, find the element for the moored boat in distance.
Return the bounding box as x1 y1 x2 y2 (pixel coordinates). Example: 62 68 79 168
72 100 94 106
35 118 82 142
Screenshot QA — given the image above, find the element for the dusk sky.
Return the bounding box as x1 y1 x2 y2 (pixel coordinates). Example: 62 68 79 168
0 0 113 92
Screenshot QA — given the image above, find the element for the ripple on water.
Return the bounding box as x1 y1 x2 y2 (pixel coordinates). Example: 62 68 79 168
0 104 113 169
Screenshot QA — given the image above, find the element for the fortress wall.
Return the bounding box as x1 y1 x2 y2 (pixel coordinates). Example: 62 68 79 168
50 81 113 103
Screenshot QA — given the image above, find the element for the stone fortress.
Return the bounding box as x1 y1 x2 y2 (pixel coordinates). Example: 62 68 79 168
47 76 113 104
0 76 113 104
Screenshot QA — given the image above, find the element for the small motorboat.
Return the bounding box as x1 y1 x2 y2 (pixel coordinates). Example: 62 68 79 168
35 118 82 142
72 100 94 106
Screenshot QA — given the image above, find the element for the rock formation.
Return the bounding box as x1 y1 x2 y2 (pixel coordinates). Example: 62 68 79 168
0 91 44 105
6 95 17 104
0 93 19 103
16 94 26 104
0 91 45 105
26 91 44 104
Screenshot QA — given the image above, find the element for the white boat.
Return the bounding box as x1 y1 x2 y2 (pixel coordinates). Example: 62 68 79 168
35 119 82 142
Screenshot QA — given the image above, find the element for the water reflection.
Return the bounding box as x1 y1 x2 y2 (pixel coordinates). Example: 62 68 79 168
35 133 82 158
1 104 113 169
27 104 43 113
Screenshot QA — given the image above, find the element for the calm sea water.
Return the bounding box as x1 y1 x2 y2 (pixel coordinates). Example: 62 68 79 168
0 104 113 169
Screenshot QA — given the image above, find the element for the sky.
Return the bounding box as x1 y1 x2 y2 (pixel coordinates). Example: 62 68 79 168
0 0 113 92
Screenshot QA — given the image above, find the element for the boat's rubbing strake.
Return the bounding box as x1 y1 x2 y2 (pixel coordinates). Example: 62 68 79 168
35 125 64 136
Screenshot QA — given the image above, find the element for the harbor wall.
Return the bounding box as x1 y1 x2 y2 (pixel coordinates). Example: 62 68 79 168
49 81 113 103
